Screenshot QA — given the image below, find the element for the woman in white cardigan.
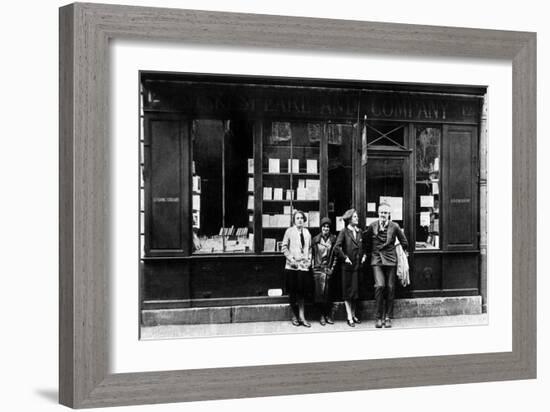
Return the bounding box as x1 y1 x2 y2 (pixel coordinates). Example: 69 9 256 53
282 210 312 327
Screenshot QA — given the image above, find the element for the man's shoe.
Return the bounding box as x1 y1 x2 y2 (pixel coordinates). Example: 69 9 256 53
375 319 383 328
291 317 300 327
320 316 326 326
384 318 392 328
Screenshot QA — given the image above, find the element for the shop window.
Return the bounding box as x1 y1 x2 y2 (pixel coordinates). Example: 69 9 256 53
328 123 354 232
415 126 441 249
261 121 320 252
192 119 254 254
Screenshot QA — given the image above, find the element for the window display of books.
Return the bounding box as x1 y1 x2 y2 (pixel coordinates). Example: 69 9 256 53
195 227 254 254
248 159 255 238
192 168 201 229
416 157 440 249
263 157 320 175
415 128 441 250
261 121 321 252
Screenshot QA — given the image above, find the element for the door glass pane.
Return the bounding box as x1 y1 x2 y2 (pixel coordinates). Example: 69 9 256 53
366 158 405 227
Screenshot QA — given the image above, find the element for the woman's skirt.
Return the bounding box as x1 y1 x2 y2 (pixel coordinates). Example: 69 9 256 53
341 267 359 300
285 269 310 304
312 269 331 303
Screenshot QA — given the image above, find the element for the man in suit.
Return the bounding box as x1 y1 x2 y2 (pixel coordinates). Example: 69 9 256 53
364 202 408 328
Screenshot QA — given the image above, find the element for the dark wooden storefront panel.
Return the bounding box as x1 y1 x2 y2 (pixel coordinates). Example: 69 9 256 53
144 118 189 255
143 260 190 301
190 256 286 299
143 256 287 302
442 253 479 291
411 253 442 292
442 125 479 250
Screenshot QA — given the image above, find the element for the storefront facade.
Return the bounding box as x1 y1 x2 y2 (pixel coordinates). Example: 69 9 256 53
140 72 486 323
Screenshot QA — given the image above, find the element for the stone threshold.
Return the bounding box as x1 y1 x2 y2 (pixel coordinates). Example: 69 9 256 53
142 296 482 326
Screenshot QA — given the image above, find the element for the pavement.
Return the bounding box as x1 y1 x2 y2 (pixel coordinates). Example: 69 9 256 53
141 313 488 340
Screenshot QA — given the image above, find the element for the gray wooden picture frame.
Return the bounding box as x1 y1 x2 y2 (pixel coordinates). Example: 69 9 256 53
59 2 536 408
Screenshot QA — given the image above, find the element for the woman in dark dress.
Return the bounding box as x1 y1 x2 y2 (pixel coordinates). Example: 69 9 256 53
334 209 366 327
311 217 337 326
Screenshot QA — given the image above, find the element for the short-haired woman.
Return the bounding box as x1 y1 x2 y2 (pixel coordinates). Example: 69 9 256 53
311 217 337 326
334 209 366 327
282 210 313 327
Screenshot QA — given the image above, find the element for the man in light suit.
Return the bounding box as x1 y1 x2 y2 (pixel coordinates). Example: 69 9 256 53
364 202 408 328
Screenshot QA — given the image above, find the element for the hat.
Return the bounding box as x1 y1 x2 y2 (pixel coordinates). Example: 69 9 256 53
342 208 356 221
320 217 331 227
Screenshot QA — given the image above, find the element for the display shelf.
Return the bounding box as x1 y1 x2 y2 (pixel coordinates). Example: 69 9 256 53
263 144 320 149
262 199 319 203
263 172 320 176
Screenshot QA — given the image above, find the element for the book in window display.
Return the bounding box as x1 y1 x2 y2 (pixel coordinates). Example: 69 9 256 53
306 159 318 174
263 238 276 252
268 158 280 174
273 188 284 200
288 158 299 173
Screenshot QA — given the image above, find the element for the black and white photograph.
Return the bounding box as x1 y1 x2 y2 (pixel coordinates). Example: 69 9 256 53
139 72 488 339
3 0 545 411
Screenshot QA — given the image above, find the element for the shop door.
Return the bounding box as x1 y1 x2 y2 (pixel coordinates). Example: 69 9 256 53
362 154 411 298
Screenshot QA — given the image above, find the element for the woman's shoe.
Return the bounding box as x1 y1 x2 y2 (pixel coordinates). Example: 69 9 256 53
325 316 334 325
347 319 355 327
352 316 361 324
320 316 326 326
300 319 311 328
291 317 300 327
